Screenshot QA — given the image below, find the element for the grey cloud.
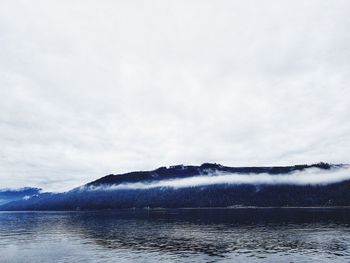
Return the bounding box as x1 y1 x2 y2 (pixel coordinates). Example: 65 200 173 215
0 0 349 191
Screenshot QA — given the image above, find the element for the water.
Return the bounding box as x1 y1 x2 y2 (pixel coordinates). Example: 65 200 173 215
1 208 350 262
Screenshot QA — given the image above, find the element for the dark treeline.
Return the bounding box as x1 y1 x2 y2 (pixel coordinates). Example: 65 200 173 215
2 181 350 211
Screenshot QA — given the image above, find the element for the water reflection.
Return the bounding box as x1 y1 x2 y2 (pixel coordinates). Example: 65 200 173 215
1 208 350 262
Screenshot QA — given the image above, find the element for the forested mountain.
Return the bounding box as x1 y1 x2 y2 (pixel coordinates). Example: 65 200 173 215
1 163 349 211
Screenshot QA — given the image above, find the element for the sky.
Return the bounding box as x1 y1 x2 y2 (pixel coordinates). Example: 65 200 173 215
0 0 349 191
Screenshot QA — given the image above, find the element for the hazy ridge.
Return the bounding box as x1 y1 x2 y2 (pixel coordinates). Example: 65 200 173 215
1 162 350 211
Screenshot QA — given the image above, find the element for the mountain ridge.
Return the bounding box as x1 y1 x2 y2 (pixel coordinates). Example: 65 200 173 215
1 162 349 211
0 187 41 205
87 162 335 187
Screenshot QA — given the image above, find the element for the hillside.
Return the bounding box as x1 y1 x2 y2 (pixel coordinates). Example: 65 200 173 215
1 163 349 211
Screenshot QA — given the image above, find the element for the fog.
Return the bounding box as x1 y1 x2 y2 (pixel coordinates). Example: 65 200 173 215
86 166 350 191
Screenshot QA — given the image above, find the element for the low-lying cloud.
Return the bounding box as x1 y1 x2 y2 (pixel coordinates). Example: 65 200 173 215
85 166 350 191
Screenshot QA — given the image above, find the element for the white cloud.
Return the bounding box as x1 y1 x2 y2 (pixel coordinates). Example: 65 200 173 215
87 166 350 191
0 0 349 191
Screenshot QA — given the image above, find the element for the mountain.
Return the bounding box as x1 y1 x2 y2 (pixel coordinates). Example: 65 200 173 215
0 187 41 205
87 162 333 186
1 162 349 211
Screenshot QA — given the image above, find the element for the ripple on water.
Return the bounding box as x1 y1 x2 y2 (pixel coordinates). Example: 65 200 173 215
0 208 350 262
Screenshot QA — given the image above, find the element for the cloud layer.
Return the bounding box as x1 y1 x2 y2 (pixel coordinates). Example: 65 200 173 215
86 166 350 191
0 1 350 191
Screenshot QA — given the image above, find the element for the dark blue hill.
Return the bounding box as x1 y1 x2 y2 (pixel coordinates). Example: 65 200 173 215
0 187 41 205
87 162 333 186
0 162 348 211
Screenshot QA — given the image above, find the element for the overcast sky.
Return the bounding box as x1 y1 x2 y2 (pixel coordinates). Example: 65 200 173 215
0 0 349 191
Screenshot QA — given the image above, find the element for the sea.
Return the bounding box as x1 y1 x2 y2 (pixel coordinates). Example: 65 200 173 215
1 208 350 262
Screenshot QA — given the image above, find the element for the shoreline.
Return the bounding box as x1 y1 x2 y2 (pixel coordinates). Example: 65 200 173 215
2 206 350 213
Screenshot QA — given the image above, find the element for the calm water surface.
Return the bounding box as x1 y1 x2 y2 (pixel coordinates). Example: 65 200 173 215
1 208 350 262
